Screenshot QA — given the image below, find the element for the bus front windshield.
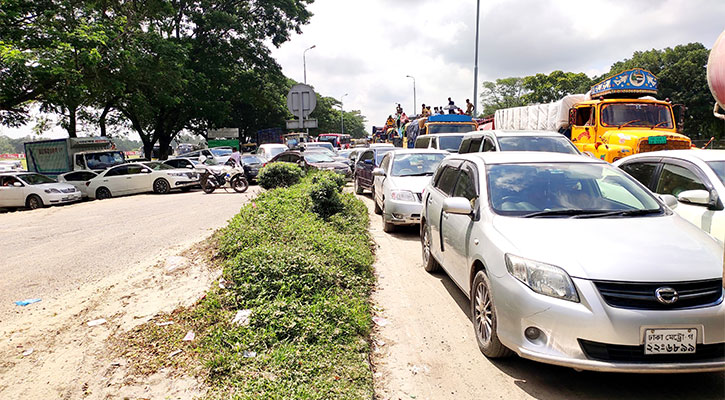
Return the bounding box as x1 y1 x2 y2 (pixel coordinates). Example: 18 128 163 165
601 103 673 129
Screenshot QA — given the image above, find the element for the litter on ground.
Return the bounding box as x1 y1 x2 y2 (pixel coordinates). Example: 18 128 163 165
14 298 42 306
87 318 107 327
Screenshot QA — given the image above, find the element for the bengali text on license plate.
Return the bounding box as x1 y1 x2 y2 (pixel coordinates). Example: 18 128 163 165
644 328 696 355
648 136 667 145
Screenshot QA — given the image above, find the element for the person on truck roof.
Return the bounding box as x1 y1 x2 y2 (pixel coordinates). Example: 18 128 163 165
466 99 474 116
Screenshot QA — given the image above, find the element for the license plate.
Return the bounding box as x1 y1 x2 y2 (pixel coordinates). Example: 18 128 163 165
644 328 696 354
648 136 667 145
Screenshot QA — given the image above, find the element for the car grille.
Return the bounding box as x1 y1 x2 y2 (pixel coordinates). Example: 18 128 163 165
579 339 725 362
593 279 723 310
638 137 691 153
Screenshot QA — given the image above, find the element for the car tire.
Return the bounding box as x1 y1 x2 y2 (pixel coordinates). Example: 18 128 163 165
381 203 395 233
26 194 43 210
373 189 382 215
96 187 112 200
354 176 364 194
421 221 440 273
471 270 512 359
153 178 171 194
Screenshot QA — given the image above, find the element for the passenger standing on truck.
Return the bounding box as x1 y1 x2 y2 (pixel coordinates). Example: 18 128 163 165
465 99 474 116
396 104 403 115
421 104 427 116
447 98 456 114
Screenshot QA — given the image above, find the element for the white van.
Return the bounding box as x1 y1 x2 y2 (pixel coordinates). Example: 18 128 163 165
413 133 465 153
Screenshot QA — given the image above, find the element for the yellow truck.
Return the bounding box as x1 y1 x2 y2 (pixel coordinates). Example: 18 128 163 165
493 69 692 162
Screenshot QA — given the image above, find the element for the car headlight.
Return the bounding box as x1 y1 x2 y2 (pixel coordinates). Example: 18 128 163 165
44 188 61 193
168 172 187 177
505 254 579 302
390 190 416 202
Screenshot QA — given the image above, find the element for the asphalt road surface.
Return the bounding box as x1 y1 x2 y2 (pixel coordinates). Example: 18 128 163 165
0 189 257 319
360 193 725 400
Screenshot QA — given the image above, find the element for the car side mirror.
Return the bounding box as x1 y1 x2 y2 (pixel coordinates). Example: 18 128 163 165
142 169 152 174
186 165 193 169
13 182 23 187
364 159 373 165
677 189 711 206
659 194 678 209
443 197 473 215
372 168 386 177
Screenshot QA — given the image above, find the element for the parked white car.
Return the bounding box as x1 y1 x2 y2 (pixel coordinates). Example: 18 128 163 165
163 157 229 175
422 151 724 373
86 162 199 199
256 144 288 161
0 172 81 209
57 170 99 198
177 148 229 164
458 130 580 155
614 150 725 243
371 149 448 232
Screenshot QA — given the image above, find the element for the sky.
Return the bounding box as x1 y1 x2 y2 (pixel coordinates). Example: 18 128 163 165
2 0 724 140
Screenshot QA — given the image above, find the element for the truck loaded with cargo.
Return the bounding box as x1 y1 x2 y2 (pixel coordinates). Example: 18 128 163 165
486 69 692 162
24 137 125 177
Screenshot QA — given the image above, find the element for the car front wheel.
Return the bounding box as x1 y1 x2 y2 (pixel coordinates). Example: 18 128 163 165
153 178 171 194
26 194 43 210
373 188 382 214
471 270 512 358
421 221 439 272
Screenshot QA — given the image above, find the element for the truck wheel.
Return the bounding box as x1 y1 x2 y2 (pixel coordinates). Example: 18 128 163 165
153 178 171 194
96 187 112 200
26 194 43 210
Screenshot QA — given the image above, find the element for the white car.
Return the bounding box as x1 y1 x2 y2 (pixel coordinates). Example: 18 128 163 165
458 130 581 155
57 170 99 198
371 149 448 232
86 162 199 199
256 144 289 161
0 172 81 209
163 157 229 175
177 148 230 164
614 150 725 242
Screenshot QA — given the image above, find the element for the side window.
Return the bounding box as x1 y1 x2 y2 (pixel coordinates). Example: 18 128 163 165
656 164 707 197
453 164 478 201
126 165 145 175
1 176 22 187
575 107 593 126
459 138 472 154
619 162 658 189
277 155 291 162
360 151 373 162
430 137 438 149
415 137 429 149
380 153 391 171
105 166 126 177
165 159 181 168
434 166 459 196
470 137 484 152
75 154 85 168
483 137 496 152
288 154 301 162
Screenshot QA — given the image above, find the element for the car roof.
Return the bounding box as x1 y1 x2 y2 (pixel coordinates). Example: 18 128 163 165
419 133 466 138
620 149 725 163
456 151 600 165
389 149 448 156
462 130 566 138
259 143 288 148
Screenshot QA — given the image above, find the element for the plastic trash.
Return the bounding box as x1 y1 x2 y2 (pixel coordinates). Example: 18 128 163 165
156 321 174 327
22 348 34 357
232 310 252 326
242 350 256 358
218 279 232 289
372 316 389 327
182 330 195 341
87 318 107 327
169 349 183 357
165 256 187 273
15 298 41 306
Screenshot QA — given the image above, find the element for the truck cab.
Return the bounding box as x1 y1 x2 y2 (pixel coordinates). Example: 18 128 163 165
74 150 126 171
569 98 690 162
423 114 478 135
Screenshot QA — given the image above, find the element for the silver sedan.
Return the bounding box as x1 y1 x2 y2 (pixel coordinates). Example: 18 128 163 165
421 151 724 373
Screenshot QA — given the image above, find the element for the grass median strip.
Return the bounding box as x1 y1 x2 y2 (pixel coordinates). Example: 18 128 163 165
118 171 376 399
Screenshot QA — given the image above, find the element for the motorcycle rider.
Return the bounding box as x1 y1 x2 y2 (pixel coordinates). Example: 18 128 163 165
228 147 242 167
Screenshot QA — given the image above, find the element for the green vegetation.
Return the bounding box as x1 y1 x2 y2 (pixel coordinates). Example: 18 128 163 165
120 172 376 399
257 162 306 190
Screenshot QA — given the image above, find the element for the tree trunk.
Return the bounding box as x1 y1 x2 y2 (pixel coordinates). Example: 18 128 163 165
159 133 172 160
68 106 77 138
99 102 113 137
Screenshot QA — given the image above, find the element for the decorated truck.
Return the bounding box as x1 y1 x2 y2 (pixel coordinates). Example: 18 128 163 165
405 114 478 148
491 69 692 162
24 137 125 177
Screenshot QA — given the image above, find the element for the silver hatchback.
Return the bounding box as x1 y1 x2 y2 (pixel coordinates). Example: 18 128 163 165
421 152 724 373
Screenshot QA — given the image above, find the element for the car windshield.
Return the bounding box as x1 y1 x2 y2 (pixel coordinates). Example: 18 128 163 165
438 135 464 152
487 163 662 216
392 153 446 177
19 173 56 185
375 149 394 164
428 124 476 134
601 103 673 128
497 136 579 154
242 156 264 164
304 153 335 163
85 151 125 169
318 136 339 146
707 161 725 184
338 150 352 158
267 147 287 158
210 148 232 156
142 161 174 170
308 143 335 152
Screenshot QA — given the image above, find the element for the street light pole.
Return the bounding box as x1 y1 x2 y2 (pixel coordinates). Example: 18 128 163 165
340 93 348 134
303 45 316 84
473 0 481 117
405 75 416 116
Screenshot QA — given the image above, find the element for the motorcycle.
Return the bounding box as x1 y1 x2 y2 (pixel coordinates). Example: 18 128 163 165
199 166 249 194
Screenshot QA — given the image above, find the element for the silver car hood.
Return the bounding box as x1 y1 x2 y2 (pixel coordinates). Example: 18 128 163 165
492 214 723 282
388 175 433 193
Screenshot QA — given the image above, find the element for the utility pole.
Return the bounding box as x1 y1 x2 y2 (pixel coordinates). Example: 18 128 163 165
340 93 348 134
473 0 481 117
406 75 416 116
303 45 316 84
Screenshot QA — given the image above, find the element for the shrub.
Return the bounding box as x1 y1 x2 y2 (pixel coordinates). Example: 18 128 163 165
257 162 304 189
309 171 345 219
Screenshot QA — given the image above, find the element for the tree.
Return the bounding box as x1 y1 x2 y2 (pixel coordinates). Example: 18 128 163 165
523 70 592 104
478 77 528 117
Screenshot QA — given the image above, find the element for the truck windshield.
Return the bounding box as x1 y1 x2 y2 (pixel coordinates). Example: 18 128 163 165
601 103 673 128
85 152 125 169
428 124 476 134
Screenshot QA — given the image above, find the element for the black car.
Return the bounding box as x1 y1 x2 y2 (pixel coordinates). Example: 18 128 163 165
240 155 265 181
353 147 394 194
268 150 351 177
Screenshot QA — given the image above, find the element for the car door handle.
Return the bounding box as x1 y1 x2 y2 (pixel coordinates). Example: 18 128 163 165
427 197 433 204
442 212 449 219
126 177 132 179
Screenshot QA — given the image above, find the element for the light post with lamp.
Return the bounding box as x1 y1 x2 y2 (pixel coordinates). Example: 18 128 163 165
340 93 348 134
303 45 316 84
405 75 416 116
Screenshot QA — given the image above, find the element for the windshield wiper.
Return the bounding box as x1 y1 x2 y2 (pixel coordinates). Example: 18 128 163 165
618 119 642 129
399 172 434 177
574 208 662 218
522 209 610 218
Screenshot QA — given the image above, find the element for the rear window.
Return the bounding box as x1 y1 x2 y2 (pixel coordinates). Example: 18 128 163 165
497 136 579 154
438 135 464 152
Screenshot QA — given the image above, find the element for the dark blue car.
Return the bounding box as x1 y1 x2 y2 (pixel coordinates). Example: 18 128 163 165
353 146 394 194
